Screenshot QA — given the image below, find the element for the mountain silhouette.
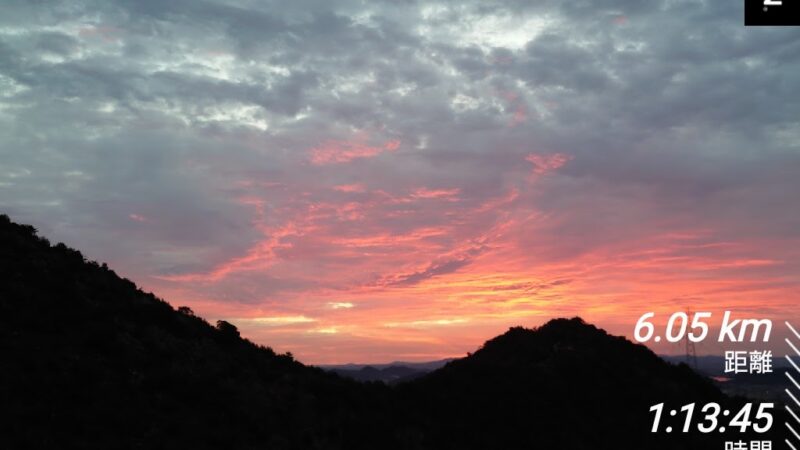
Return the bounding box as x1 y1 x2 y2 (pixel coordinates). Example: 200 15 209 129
328 364 428 384
0 214 783 449
397 321 734 449
0 214 392 449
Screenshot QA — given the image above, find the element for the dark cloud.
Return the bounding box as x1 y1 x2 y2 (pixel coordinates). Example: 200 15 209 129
391 258 473 287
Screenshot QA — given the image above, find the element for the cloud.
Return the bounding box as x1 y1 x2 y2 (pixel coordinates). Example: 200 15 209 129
328 302 355 309
236 315 317 326
387 258 474 287
409 187 460 200
384 318 469 328
1 0 799 363
526 152 571 175
333 184 366 193
310 136 401 164
310 326 339 334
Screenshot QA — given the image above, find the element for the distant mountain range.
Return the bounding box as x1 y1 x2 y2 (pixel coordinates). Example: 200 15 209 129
325 354 790 384
1 214 785 449
320 359 454 383
321 359 454 372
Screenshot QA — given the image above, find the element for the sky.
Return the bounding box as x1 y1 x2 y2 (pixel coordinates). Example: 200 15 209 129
1 0 799 364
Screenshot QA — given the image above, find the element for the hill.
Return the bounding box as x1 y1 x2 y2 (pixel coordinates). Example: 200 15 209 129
0 214 392 449
396 320 744 449
0 214 782 449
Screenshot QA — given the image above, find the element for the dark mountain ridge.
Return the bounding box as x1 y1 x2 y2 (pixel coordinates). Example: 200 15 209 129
0 214 392 449
0 214 781 449
320 358 454 372
327 364 429 384
398 320 726 449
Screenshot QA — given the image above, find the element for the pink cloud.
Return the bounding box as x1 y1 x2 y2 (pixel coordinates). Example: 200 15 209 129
334 183 366 193
510 105 528 127
526 152 571 175
310 135 400 165
410 187 460 200
494 89 530 127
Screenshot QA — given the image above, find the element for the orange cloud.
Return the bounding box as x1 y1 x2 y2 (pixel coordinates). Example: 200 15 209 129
139 152 798 365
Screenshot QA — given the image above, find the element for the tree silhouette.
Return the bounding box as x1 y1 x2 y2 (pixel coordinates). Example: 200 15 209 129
216 320 240 338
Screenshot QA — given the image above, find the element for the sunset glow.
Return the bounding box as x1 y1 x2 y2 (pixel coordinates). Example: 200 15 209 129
2 0 798 364
140 145 799 363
